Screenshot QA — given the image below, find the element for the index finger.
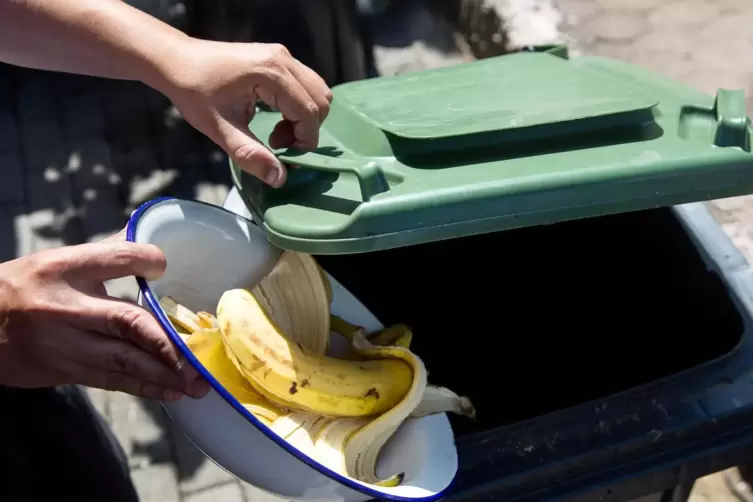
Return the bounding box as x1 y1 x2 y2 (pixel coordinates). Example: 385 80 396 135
255 67 320 149
73 294 199 384
59 241 167 282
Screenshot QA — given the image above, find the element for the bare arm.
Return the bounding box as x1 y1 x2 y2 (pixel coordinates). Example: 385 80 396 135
0 0 333 187
0 0 186 93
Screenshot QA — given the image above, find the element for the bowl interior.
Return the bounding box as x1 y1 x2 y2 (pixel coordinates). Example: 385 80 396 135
129 198 458 501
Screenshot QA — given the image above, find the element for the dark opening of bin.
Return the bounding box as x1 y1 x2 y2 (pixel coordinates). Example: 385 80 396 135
315 208 744 437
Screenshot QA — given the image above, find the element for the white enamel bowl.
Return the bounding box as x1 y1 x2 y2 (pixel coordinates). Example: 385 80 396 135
127 197 458 502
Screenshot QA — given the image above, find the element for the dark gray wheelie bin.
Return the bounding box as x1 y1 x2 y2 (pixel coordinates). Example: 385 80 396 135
223 46 753 502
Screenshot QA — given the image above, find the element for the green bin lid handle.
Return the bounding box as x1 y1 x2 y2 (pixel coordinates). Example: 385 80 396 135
276 148 390 202
714 88 751 151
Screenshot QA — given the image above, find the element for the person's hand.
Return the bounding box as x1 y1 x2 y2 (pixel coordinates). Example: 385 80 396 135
161 39 333 188
0 231 210 401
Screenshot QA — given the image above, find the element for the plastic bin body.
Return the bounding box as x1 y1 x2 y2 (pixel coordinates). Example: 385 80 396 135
222 186 753 502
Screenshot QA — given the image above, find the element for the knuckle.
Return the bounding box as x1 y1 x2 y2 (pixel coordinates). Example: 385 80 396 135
270 43 289 57
324 90 333 105
232 143 262 163
107 306 146 339
107 244 140 268
304 101 319 120
107 350 132 373
30 251 66 278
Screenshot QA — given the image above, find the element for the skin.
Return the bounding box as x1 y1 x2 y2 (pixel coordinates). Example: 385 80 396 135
0 0 333 401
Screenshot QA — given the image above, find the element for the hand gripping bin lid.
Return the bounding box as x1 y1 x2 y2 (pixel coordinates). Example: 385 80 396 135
231 48 753 255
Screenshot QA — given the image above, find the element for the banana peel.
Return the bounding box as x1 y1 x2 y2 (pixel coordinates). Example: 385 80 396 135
185 326 285 424
268 330 426 486
159 248 476 488
218 288 414 418
251 251 331 356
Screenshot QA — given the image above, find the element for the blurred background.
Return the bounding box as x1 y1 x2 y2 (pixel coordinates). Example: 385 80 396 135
1 0 753 500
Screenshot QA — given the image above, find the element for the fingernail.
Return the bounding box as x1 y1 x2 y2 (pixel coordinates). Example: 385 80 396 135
163 390 183 402
187 379 211 399
265 167 280 187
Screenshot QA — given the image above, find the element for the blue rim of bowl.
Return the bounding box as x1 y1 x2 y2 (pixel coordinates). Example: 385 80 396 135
127 196 455 502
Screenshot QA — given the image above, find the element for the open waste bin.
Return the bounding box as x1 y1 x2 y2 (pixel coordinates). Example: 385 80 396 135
224 47 753 501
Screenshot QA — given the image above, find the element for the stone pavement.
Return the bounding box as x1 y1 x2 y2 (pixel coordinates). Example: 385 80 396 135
0 62 248 501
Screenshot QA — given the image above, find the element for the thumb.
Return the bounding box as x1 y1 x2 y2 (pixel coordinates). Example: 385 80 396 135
218 116 287 188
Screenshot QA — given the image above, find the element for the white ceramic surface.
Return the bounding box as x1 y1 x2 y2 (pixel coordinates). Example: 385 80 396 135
127 197 458 502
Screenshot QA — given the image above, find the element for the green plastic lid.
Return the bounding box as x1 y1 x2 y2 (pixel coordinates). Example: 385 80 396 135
231 48 753 255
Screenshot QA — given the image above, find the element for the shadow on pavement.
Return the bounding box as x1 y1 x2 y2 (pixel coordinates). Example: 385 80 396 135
0 62 231 480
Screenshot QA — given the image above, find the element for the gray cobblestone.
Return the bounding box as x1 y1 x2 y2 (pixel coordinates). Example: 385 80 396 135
103 276 139 300
173 428 236 494
131 464 181 502
109 393 172 469
184 481 245 502
84 386 111 421
25 169 75 213
242 483 289 502
0 149 25 204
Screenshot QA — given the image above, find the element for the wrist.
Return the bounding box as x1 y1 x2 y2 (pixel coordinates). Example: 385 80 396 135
136 31 194 97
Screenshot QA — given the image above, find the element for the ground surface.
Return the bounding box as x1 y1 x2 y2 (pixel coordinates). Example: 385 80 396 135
2 0 753 500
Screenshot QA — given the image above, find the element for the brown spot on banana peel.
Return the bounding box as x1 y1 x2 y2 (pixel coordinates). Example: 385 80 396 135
365 387 380 400
301 378 310 388
289 381 298 394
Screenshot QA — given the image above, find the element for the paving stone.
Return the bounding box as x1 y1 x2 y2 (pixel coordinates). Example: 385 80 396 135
6 209 34 258
109 392 172 469
184 481 245 502
26 168 75 213
113 146 163 177
646 0 719 27
0 110 19 151
131 464 181 502
241 482 290 502
128 168 180 208
0 149 25 203
66 138 126 239
21 118 68 173
104 276 140 301
79 183 127 241
61 92 105 139
206 148 234 187
577 10 648 44
172 425 235 494
25 208 81 251
68 137 116 184
83 386 111 421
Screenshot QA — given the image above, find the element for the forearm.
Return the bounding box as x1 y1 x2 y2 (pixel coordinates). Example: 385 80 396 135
0 0 188 92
